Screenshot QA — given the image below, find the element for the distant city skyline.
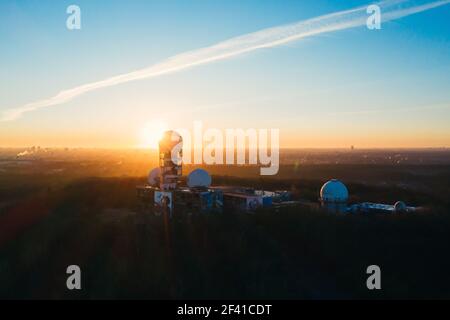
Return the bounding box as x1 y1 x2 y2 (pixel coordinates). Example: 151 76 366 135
1 0 449 148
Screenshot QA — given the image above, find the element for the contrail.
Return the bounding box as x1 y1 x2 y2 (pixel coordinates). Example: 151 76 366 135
1 0 449 121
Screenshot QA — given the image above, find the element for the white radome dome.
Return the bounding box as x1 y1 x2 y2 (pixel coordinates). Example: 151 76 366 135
148 167 161 187
187 168 212 188
320 179 349 203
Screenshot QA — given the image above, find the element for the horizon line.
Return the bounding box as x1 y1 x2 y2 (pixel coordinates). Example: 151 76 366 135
1 146 449 150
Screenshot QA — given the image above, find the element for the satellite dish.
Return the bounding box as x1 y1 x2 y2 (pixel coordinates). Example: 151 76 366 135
148 167 161 187
187 169 212 188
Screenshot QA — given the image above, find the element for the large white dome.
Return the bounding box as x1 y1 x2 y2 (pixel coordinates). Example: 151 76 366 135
187 168 212 188
320 179 349 203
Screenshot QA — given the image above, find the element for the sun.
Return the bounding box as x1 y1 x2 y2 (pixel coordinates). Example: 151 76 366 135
139 120 168 149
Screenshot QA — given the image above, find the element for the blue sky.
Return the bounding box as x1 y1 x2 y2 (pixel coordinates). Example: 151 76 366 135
0 0 449 147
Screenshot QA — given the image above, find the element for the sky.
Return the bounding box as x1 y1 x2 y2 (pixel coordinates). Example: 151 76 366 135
0 0 449 148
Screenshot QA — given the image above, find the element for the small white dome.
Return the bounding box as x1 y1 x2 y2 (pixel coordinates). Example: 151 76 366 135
147 167 161 187
320 179 349 203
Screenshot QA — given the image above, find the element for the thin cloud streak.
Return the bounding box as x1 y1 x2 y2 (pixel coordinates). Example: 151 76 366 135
2 0 449 121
